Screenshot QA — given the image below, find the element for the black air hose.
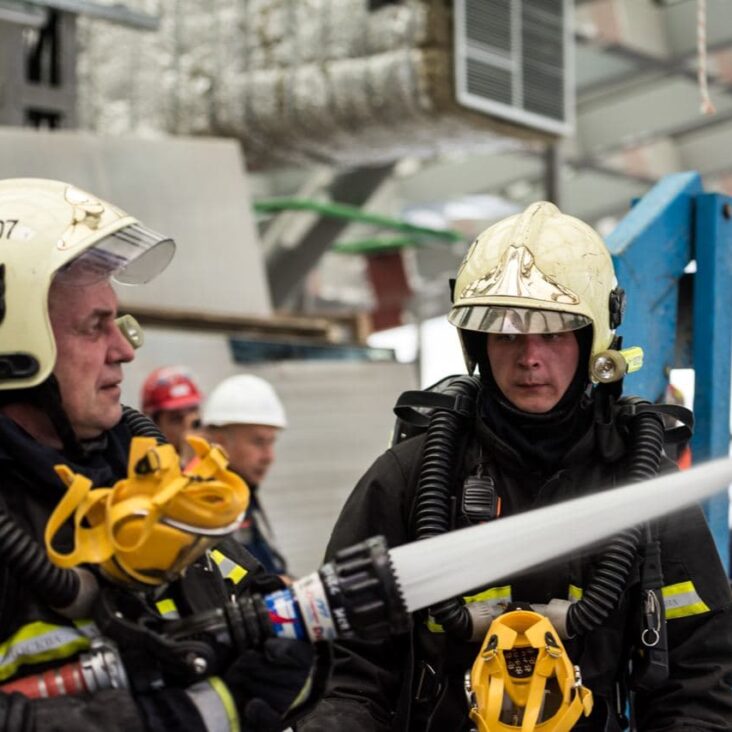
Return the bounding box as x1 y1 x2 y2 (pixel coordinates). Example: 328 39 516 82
121 405 168 444
414 376 481 640
0 511 80 607
0 406 169 610
566 399 664 637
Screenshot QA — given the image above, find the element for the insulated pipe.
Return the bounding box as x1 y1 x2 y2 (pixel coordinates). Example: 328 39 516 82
255 196 464 256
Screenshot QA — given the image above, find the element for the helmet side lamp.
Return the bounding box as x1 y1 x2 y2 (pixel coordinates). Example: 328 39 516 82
590 346 644 384
115 314 144 350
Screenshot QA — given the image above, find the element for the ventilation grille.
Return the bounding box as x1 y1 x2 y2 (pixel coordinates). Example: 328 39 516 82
454 0 574 136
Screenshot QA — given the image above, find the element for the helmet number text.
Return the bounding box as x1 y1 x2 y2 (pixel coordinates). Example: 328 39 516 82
0 220 18 239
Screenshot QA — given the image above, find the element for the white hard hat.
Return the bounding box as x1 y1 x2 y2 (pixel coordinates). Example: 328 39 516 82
202 374 287 429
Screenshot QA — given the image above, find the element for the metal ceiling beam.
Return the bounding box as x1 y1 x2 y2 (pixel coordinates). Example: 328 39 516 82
662 0 732 57
576 35 732 99
577 76 732 155
18 0 159 29
0 0 46 26
266 164 394 309
393 151 543 206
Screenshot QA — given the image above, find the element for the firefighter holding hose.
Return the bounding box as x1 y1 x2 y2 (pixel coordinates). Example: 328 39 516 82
0 179 314 731
300 202 732 731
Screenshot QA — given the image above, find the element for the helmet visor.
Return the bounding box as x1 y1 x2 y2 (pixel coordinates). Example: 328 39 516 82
55 222 175 286
448 305 590 334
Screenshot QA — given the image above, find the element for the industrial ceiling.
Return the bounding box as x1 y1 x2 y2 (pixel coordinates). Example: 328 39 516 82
4 0 731 326
250 0 732 320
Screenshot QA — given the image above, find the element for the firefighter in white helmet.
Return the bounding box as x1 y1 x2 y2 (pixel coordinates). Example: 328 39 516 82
202 374 290 576
301 202 732 731
0 179 314 731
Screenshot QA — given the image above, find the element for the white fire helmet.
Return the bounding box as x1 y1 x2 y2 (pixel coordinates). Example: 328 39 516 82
0 178 175 390
202 374 287 429
448 201 625 379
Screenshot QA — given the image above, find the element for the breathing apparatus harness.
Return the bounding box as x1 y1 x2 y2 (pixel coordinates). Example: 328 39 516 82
393 371 693 723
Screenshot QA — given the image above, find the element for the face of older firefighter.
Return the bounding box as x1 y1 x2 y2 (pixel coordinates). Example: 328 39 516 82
50 278 135 439
210 423 279 487
486 331 579 414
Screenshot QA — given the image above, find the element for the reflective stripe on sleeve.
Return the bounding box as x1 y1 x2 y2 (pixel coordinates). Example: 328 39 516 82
662 581 710 619
0 621 97 681
211 549 248 585
185 676 240 732
426 586 511 633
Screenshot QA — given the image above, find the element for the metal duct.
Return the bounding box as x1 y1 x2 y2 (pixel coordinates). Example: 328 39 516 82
77 0 543 168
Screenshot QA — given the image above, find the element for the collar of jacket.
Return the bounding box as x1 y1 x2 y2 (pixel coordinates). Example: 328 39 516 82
0 414 132 502
473 389 627 476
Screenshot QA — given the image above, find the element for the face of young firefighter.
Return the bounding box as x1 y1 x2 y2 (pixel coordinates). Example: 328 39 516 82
50 278 135 439
486 331 579 414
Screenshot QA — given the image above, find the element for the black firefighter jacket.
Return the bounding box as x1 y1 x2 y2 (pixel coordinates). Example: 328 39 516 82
0 414 260 732
299 403 732 732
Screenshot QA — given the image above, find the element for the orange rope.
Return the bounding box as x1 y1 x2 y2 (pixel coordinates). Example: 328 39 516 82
697 0 717 115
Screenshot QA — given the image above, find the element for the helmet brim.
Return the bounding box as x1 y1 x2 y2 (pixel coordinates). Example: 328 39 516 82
55 222 175 287
448 305 591 335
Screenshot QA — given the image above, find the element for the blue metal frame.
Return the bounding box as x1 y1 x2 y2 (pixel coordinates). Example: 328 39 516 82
606 172 702 400
606 172 732 572
691 194 732 572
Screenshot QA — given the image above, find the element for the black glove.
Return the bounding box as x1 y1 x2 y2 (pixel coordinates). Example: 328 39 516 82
225 638 315 731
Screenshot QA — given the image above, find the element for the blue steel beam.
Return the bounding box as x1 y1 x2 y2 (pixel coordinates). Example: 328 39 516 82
691 194 732 572
607 173 731 571
605 171 703 401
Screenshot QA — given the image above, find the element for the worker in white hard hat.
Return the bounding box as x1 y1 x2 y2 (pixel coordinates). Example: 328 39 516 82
301 202 732 732
202 374 290 575
0 179 314 731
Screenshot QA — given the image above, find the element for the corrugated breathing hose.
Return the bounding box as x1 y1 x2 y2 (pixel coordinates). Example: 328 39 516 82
413 376 481 640
566 398 664 637
0 407 168 609
412 387 666 642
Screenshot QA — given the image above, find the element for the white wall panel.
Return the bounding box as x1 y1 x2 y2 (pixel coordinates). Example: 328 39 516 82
0 127 271 317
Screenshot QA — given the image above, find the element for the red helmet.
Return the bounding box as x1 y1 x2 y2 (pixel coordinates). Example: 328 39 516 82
141 366 202 415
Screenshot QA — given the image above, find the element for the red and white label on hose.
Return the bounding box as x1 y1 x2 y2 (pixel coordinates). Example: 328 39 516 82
292 573 337 642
